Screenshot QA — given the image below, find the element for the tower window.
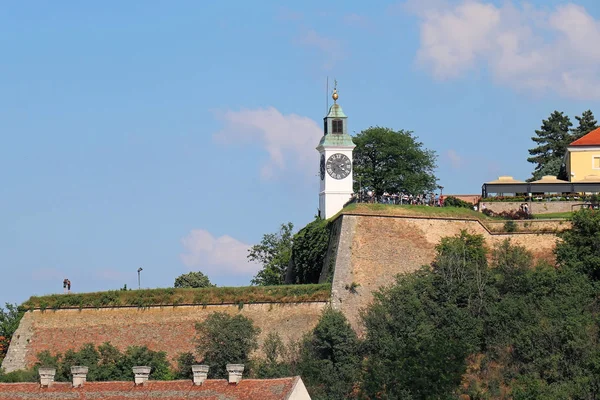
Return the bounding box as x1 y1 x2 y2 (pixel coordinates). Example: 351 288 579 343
324 119 328 134
332 119 343 134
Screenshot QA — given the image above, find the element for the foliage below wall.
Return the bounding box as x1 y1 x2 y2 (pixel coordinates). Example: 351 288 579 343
21 284 331 311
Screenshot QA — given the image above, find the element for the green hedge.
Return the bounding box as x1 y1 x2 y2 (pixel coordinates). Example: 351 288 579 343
22 284 331 311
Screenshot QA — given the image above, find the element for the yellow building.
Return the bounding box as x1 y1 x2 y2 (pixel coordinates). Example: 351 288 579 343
566 127 600 182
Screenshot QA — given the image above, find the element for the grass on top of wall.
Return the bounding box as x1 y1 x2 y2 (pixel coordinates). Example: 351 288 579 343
532 212 573 219
21 284 332 311
341 203 493 220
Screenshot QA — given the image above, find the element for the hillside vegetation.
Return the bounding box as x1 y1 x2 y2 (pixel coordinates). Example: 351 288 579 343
21 284 331 310
342 203 495 220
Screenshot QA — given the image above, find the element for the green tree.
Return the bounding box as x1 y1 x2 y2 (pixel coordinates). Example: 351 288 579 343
289 218 330 284
556 209 600 280
174 271 215 288
527 111 572 181
298 308 361 400
443 196 473 209
0 303 23 362
571 109 598 141
254 332 292 379
97 342 126 381
175 352 197 379
57 343 100 382
249 222 294 286
362 232 489 399
195 312 260 378
119 345 172 380
352 127 437 196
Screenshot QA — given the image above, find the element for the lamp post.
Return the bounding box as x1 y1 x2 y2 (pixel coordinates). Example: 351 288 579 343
137 267 143 289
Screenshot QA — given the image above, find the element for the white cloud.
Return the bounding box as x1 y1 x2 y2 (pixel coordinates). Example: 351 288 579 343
296 29 346 70
407 0 600 99
445 149 463 169
180 229 260 276
213 107 322 179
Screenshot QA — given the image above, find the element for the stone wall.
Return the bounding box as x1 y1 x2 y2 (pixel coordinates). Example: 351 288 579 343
330 214 560 334
481 200 587 214
2 302 327 372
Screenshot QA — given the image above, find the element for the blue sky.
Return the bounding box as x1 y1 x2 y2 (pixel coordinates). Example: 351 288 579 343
2 0 600 305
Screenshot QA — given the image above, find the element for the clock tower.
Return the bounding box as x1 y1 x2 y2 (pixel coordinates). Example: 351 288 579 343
317 84 356 219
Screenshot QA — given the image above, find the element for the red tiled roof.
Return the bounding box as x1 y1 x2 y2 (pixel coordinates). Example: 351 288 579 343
0 377 301 400
570 127 600 146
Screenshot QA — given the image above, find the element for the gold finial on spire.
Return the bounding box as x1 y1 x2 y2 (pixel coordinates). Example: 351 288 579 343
332 79 338 103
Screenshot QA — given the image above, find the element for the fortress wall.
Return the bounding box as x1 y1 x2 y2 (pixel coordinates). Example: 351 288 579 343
331 214 561 334
2 302 327 372
481 200 585 214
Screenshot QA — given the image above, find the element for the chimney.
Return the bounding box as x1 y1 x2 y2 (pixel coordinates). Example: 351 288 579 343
191 365 209 385
132 366 151 385
71 366 88 388
226 364 244 385
38 367 56 387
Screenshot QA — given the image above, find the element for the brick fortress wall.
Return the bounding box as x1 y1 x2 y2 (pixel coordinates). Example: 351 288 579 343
326 214 562 334
2 302 327 372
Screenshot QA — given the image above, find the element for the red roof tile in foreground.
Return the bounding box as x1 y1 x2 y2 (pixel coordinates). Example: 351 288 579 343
0 377 305 400
570 127 600 146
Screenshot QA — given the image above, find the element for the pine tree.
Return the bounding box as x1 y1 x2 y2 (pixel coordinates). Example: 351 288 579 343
527 111 572 181
571 110 598 141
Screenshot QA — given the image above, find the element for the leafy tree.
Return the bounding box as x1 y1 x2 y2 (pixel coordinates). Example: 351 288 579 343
0 368 37 383
298 308 361 400
31 342 172 382
253 332 292 378
443 196 473 209
571 109 598 141
175 352 197 379
96 342 125 381
353 127 437 196
57 343 100 381
528 111 572 181
174 271 215 288
289 218 330 284
362 232 487 399
195 312 260 378
119 345 172 380
0 303 23 361
249 222 294 286
556 209 600 280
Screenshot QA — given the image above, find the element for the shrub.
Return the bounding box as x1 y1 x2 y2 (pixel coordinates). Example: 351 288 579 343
174 272 215 289
503 220 518 232
290 218 331 284
444 196 473 209
195 312 260 378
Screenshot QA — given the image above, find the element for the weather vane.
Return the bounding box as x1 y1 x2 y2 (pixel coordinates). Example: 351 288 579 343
332 79 338 103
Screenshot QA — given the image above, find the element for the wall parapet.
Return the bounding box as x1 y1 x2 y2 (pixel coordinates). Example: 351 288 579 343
338 212 568 235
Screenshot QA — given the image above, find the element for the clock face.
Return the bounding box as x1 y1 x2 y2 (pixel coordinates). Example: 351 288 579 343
320 154 325 180
326 153 351 180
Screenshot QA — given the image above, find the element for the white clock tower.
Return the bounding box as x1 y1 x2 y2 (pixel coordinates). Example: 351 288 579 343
317 84 356 219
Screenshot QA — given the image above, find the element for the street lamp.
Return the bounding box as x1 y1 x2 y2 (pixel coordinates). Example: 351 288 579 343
137 267 143 289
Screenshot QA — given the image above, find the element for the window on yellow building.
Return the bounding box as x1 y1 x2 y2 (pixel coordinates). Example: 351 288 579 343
594 156 600 169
